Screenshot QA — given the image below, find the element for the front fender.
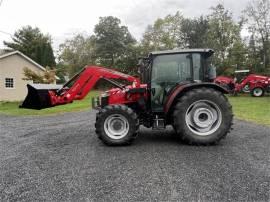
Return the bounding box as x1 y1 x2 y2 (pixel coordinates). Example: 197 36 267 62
250 81 266 89
164 82 228 114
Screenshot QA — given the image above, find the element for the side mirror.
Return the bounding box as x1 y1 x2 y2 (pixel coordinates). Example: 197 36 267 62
137 57 150 74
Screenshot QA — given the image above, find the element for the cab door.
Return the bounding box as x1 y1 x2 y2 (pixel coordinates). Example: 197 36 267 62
150 53 192 112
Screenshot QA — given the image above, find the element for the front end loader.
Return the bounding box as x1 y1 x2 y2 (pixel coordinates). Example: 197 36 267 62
20 84 62 109
21 49 233 146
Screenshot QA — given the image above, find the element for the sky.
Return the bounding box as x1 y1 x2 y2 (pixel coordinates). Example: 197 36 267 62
0 0 249 50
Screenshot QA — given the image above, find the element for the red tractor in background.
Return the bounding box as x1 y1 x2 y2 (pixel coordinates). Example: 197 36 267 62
247 75 270 97
21 49 233 146
215 70 270 97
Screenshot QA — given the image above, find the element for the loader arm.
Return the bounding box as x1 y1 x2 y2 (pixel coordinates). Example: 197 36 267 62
21 66 140 109
54 66 140 102
235 76 250 92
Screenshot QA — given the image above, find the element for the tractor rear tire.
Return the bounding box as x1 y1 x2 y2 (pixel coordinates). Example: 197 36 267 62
95 105 139 146
251 87 264 97
173 88 233 145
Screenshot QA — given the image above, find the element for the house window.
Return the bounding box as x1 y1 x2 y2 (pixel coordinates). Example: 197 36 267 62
5 78 14 88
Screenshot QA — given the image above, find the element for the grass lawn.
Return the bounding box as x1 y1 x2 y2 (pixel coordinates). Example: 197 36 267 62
0 91 100 116
228 95 270 126
1 91 269 126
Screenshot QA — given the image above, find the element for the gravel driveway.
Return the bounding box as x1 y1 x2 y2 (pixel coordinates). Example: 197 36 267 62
0 110 269 201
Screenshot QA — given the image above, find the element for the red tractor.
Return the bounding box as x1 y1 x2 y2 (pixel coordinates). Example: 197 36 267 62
215 70 270 97
246 75 270 97
21 49 233 146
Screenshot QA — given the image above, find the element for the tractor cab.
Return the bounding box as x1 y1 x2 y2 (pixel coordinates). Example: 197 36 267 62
138 49 215 112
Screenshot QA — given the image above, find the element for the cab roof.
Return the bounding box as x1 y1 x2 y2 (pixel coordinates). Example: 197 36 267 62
150 48 214 56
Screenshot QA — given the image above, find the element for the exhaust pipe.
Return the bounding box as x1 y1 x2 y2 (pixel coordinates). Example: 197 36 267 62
20 84 61 110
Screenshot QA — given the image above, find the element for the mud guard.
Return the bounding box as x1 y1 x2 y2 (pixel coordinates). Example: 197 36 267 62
164 82 228 114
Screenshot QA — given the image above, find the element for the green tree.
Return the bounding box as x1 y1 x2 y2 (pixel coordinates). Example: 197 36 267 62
244 0 270 70
58 34 96 76
227 41 248 72
4 26 56 67
114 44 142 74
207 4 244 74
94 16 136 67
181 16 209 48
247 34 262 71
141 11 183 52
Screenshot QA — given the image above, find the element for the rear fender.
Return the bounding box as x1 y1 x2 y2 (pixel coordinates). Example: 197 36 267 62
164 83 228 114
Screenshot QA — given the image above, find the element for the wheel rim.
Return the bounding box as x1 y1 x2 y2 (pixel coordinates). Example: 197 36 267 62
242 85 250 93
104 114 129 139
253 88 263 96
185 100 222 136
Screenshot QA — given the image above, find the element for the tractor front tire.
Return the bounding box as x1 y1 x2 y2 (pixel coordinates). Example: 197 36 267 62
95 105 139 146
173 88 233 145
242 84 250 93
251 87 264 97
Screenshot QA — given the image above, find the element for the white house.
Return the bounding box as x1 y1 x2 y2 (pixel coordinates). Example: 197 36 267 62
0 50 58 101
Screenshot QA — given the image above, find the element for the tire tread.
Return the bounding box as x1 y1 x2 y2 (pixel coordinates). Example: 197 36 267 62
173 88 233 145
95 105 139 146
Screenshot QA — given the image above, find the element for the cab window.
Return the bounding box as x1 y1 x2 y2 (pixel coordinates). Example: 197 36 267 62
151 54 192 85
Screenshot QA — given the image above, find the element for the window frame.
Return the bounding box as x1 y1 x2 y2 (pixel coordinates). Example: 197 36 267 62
5 77 15 89
192 53 203 81
151 53 193 84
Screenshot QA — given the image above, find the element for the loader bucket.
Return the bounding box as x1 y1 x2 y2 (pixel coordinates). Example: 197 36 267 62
20 84 61 110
